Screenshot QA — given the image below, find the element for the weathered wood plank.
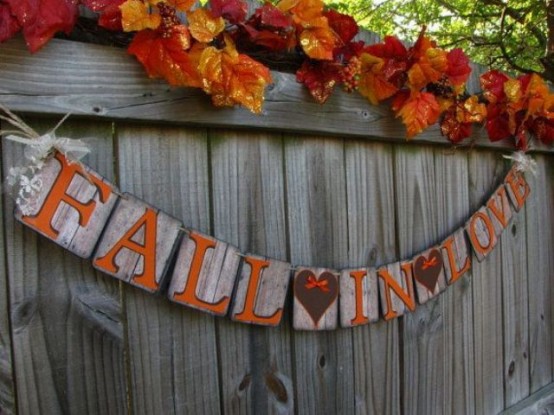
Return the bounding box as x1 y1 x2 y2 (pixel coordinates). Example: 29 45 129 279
434 150 475 415
210 130 294 415
344 140 400 415
2 118 127 414
117 125 221 415
502 381 554 415
501 167 530 407
284 135 355 414
394 146 446 415
526 155 554 393
0 125 16 415
468 151 505 414
1 37 553 153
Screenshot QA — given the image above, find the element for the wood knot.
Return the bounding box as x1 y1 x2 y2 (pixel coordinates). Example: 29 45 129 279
265 372 288 403
238 373 251 392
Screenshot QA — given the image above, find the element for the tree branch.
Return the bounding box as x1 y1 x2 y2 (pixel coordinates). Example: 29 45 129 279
499 6 535 74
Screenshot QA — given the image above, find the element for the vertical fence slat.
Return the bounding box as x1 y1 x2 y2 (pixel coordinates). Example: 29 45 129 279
210 130 294 415
2 119 126 414
501 167 530 407
284 136 355 414
394 146 446 414
434 150 475 415
526 154 554 393
469 152 505 414
344 140 400 415
117 125 221 415
0 123 16 415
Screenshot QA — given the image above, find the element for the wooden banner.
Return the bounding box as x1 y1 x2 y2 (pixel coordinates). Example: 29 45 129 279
14 151 532 330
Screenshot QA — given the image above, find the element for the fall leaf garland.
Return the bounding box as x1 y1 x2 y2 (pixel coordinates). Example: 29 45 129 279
1 0 553 148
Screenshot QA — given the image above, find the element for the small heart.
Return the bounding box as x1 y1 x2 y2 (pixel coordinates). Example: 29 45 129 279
294 270 338 327
413 249 444 292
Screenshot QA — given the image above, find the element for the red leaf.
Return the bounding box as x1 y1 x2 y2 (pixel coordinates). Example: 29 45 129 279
98 1 125 31
440 107 472 144
529 117 554 145
241 24 292 51
480 70 509 104
0 3 20 43
128 26 201 88
81 0 121 11
210 0 248 24
446 48 471 86
256 3 292 29
324 9 358 44
364 35 407 60
485 104 511 141
296 60 341 104
6 0 78 52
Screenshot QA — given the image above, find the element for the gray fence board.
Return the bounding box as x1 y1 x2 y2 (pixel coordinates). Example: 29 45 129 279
1 119 126 414
117 125 221 415
0 122 15 415
210 130 294 414
344 140 401 415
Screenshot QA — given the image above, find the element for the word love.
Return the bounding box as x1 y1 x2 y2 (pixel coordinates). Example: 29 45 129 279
15 152 530 330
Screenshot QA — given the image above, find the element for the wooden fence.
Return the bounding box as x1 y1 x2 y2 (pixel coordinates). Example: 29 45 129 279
0 36 553 415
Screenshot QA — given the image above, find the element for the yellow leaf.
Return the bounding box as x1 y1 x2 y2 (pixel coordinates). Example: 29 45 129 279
199 37 272 113
120 0 161 32
504 79 522 103
396 91 441 138
188 8 225 43
279 0 323 27
408 47 447 90
459 95 486 123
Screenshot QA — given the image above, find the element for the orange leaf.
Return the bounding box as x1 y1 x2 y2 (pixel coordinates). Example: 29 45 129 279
459 95 486 123
396 91 441 138
120 0 160 32
128 25 201 87
188 8 225 42
160 0 195 12
407 47 447 90
199 37 272 113
358 53 398 105
299 19 336 60
278 0 323 27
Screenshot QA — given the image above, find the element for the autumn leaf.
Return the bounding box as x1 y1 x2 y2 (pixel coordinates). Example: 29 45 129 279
296 60 341 103
324 9 358 44
446 48 471 86
300 20 337 60
128 25 202 87
440 110 473 144
120 0 161 32
5 0 78 52
0 3 20 43
210 0 248 24
279 0 323 27
440 96 486 143
529 117 554 145
162 0 196 12
256 3 292 29
188 8 225 43
198 36 272 113
358 53 398 105
395 91 441 138
480 70 509 104
407 47 448 90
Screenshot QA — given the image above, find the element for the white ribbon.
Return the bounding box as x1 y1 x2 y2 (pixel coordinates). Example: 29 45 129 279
502 151 538 176
0 105 90 215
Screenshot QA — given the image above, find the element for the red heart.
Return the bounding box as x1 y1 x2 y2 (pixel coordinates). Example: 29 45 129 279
294 270 338 327
413 249 444 292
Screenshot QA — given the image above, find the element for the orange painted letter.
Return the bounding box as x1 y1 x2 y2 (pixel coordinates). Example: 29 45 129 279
234 256 283 325
349 270 370 325
468 212 496 256
172 232 229 315
377 264 415 320
486 186 511 228
94 209 158 290
505 169 530 209
442 235 471 284
23 153 112 239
